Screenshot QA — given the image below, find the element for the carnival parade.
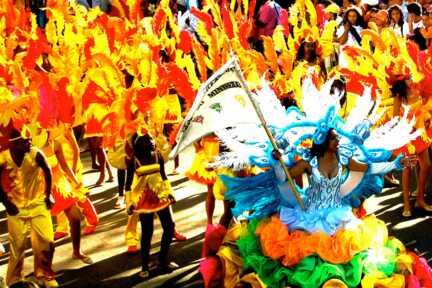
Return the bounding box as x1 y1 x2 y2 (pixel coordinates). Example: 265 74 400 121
0 0 432 287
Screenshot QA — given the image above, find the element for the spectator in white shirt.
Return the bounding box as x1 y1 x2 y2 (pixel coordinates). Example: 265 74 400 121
337 6 365 67
407 2 424 34
337 6 364 46
388 4 410 36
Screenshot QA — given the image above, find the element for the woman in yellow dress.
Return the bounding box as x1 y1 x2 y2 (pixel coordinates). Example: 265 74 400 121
54 125 99 238
42 127 93 264
186 135 220 226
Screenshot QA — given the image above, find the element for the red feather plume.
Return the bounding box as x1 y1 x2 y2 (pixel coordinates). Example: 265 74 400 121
37 73 58 128
82 81 108 110
221 2 234 39
238 19 252 49
178 30 193 54
23 29 51 70
249 0 257 19
165 63 196 109
0 65 12 83
153 8 167 35
135 87 157 113
57 77 74 124
190 8 214 35
84 37 95 60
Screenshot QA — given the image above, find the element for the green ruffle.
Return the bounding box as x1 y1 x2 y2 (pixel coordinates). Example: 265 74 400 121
237 219 402 288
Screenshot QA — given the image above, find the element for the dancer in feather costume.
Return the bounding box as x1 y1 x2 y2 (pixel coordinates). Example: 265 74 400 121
199 76 432 288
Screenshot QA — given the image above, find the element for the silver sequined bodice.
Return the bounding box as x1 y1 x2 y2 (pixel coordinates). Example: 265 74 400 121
305 165 344 212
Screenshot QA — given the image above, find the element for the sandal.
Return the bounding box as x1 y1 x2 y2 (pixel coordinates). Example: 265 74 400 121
114 196 125 209
138 270 149 279
157 261 179 274
73 253 94 265
174 230 187 241
414 202 432 212
171 169 179 176
402 210 412 217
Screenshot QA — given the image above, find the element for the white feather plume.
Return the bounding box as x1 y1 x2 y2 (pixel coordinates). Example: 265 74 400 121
364 105 422 150
212 128 267 170
253 79 291 128
301 77 341 121
343 86 374 132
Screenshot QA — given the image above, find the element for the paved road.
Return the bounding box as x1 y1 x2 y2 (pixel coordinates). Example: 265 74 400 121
0 149 431 288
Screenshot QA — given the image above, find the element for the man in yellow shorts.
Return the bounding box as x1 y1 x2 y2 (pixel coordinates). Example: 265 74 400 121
0 129 57 287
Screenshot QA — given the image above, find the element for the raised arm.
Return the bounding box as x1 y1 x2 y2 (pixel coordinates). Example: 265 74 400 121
337 23 351 45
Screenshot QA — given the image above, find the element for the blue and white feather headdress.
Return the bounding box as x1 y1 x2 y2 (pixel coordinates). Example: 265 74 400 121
212 77 421 170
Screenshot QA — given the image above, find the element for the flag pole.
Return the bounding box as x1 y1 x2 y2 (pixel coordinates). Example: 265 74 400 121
232 56 305 210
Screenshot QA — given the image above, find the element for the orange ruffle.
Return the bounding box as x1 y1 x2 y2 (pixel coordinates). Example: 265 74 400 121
256 215 388 267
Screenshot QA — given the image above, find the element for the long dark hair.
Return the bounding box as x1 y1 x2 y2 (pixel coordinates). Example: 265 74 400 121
388 5 404 36
391 79 408 100
132 133 154 161
342 8 364 45
343 8 365 27
310 129 334 158
296 41 317 63
330 78 347 107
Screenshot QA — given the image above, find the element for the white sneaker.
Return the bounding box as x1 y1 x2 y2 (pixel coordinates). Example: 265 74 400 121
114 196 125 209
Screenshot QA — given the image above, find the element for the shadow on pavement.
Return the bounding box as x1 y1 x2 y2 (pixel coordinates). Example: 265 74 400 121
57 234 204 288
369 185 432 263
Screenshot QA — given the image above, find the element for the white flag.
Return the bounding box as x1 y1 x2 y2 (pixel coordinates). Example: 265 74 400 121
170 57 261 157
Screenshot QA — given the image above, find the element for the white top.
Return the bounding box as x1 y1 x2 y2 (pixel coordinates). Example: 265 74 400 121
411 19 424 32
336 25 363 46
389 23 410 37
336 25 363 68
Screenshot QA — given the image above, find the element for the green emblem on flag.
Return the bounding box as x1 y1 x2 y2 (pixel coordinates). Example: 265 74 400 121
210 103 222 113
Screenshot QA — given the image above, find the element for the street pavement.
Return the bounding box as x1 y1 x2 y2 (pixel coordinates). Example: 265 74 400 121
0 148 431 288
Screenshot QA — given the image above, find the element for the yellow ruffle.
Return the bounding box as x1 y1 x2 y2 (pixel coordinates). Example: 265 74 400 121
323 279 348 288
239 273 266 288
107 140 127 170
131 172 173 204
186 150 218 184
217 224 255 288
361 272 405 288
213 168 234 200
